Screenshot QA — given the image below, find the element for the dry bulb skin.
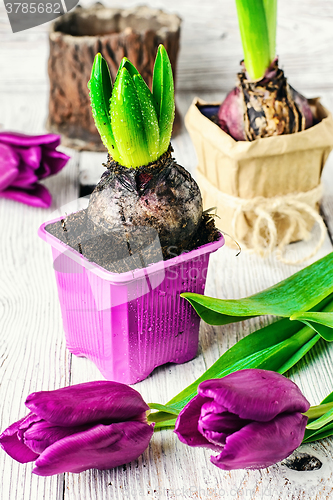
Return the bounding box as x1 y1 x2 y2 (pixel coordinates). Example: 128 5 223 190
87 147 203 254
218 60 313 141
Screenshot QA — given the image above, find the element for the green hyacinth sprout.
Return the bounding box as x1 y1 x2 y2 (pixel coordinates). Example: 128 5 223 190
235 0 277 80
88 45 175 168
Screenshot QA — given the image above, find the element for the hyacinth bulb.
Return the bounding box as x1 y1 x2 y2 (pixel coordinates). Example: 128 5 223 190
218 61 314 142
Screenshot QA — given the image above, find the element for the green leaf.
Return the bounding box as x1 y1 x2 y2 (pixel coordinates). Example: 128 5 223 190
110 67 151 168
290 312 333 341
305 402 333 422
89 47 175 168
180 295 254 325
321 390 333 405
132 74 160 161
151 296 332 423
152 45 175 156
181 253 333 325
150 255 333 425
235 0 272 79
263 0 277 61
148 403 180 420
154 418 177 429
303 400 333 444
153 324 321 426
87 53 121 160
160 321 318 414
276 334 320 374
303 421 333 443
148 412 178 424
306 406 333 430
117 57 140 78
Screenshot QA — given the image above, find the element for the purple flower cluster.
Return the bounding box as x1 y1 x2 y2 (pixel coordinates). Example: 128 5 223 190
0 381 154 476
0 132 70 207
0 370 312 474
175 369 310 470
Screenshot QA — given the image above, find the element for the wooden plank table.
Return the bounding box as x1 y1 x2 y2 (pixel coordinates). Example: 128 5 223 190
1 1 333 499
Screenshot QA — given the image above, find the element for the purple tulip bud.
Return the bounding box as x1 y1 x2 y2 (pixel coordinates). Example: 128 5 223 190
174 369 310 470
0 381 154 476
0 132 70 207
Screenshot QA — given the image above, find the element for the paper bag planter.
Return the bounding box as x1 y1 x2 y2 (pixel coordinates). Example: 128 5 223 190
185 98 333 262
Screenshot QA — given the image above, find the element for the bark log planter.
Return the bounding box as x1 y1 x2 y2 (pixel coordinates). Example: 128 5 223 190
47 4 181 151
185 98 333 263
38 201 224 385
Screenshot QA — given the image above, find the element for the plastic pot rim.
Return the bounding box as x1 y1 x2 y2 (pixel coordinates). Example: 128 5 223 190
38 216 225 284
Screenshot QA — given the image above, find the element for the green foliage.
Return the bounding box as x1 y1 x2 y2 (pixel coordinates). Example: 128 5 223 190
290 312 333 341
110 67 149 168
152 45 175 155
303 391 333 443
181 252 333 324
87 54 120 161
88 45 175 168
148 253 333 429
235 0 277 79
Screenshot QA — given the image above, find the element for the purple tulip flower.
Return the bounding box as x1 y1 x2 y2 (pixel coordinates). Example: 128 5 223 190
0 131 70 207
174 369 310 470
0 381 154 476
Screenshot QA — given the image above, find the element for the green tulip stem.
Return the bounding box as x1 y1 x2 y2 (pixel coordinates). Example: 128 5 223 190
147 403 180 425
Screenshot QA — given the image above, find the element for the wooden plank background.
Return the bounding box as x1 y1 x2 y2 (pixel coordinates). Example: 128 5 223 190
1 1 333 499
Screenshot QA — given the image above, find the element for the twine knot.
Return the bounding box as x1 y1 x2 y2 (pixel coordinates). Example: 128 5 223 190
196 170 326 265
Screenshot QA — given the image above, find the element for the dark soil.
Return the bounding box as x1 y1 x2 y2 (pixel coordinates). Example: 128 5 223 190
45 210 219 274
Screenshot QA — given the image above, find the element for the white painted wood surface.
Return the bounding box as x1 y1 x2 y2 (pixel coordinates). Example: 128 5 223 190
1 1 333 499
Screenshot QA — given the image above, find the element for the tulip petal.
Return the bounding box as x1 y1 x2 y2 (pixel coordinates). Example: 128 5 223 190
17 413 42 440
199 401 249 434
198 409 250 448
0 143 19 191
39 149 70 178
17 146 42 170
23 420 91 454
210 412 308 470
199 370 310 422
0 133 69 208
198 422 229 451
199 429 228 447
25 381 150 427
11 168 39 188
198 402 250 447
174 395 221 450
0 413 41 463
32 421 154 476
0 184 52 208
0 132 61 148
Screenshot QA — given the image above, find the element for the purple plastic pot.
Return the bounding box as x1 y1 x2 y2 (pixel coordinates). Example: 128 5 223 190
38 217 224 384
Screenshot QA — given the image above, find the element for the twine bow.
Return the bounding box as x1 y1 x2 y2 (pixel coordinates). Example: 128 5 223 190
196 170 326 265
